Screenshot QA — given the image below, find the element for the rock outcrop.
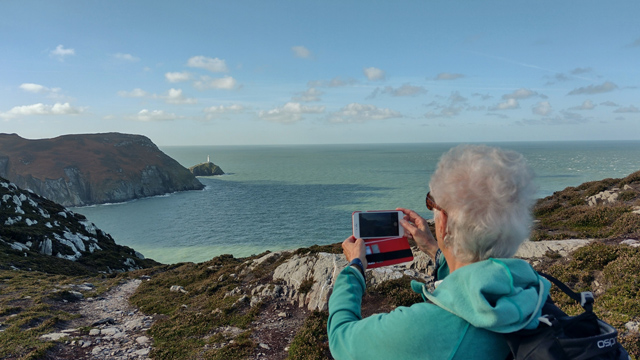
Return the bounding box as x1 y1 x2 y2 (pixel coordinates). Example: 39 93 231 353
189 162 225 176
0 133 204 206
0 177 158 274
243 239 576 312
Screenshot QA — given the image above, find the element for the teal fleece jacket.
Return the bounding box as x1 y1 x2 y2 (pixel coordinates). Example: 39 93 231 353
328 257 550 360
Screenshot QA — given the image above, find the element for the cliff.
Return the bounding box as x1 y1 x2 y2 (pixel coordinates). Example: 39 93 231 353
0 133 204 206
0 176 159 275
189 161 225 176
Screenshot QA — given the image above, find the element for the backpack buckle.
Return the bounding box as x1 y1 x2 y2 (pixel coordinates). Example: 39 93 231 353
580 292 594 307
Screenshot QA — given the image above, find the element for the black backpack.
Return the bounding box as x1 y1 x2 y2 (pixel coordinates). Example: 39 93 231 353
504 272 630 360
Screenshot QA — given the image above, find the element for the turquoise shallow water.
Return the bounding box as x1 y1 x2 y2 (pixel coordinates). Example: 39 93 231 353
72 141 640 264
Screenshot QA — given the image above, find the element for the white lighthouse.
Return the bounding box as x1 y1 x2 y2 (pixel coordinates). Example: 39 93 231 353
207 155 210 163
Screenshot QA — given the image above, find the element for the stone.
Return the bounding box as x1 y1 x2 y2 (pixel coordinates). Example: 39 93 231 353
92 317 115 326
134 348 151 356
124 318 144 330
40 332 68 341
586 189 620 206
170 285 188 293
100 327 121 336
89 329 101 336
621 239 640 247
273 252 348 311
625 321 640 333
136 336 150 345
68 291 84 300
259 343 270 350
515 239 594 258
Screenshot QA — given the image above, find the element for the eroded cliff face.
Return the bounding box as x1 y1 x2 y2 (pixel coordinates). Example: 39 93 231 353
0 133 204 206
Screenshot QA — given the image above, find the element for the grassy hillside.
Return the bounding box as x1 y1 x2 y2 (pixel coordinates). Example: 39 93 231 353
531 170 640 241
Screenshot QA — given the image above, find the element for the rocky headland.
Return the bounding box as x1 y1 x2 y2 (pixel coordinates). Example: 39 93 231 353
0 133 204 207
0 176 159 275
1 171 639 359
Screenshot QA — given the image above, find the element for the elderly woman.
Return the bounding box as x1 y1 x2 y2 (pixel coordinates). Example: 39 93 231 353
328 145 550 360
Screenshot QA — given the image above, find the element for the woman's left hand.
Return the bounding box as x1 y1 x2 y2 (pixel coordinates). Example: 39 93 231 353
342 235 367 270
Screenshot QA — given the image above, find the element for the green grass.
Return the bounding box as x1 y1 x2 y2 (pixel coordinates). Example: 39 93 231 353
287 311 331 360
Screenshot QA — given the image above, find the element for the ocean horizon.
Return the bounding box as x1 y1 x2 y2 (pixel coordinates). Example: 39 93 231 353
71 140 640 264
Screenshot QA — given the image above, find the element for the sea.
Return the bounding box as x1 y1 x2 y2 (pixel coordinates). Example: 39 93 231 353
71 141 640 264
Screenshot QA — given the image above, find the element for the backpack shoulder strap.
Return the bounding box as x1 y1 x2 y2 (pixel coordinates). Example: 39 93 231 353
537 272 594 312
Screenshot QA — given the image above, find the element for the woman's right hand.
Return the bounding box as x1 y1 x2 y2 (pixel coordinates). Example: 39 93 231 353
397 207 439 260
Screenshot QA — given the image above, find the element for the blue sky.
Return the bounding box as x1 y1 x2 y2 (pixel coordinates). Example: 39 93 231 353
1 1 639 146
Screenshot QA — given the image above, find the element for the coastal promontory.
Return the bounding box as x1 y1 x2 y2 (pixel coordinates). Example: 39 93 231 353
0 133 204 206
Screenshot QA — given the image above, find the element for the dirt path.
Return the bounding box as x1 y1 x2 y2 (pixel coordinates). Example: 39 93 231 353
45 279 156 359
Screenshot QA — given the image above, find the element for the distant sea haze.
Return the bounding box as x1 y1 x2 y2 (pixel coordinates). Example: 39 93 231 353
72 141 640 264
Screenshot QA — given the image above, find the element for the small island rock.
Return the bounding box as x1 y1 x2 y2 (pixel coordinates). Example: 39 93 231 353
189 162 225 176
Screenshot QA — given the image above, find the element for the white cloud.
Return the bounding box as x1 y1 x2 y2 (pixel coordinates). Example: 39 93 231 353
435 73 465 80
503 88 545 100
130 109 180 122
187 56 229 73
491 98 519 110
532 101 553 116
117 88 148 98
600 101 619 107
259 102 325 123
0 102 83 119
165 72 192 83
194 76 238 90
291 46 312 59
364 67 385 81
50 45 75 61
164 88 197 104
203 104 244 119
113 53 140 62
19 83 62 96
328 103 402 123
614 105 640 113
568 81 617 95
570 100 596 110
292 87 323 102
20 83 47 93
204 104 244 114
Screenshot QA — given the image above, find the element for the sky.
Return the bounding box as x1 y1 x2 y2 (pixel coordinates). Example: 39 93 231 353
1 1 639 146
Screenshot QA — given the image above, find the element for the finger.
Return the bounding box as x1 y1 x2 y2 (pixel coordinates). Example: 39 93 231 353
342 235 356 247
400 219 418 234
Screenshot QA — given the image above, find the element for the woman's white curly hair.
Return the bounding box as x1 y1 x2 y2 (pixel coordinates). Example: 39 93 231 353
429 145 537 262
